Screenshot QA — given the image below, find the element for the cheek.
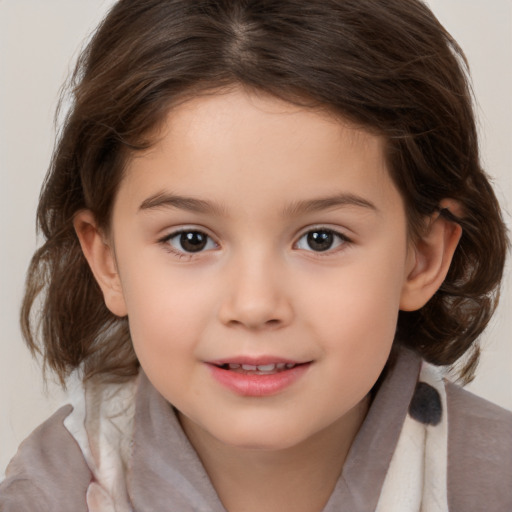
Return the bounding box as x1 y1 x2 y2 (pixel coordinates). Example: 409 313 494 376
120 266 217 364
307 255 404 331
301 249 406 374
304 275 402 411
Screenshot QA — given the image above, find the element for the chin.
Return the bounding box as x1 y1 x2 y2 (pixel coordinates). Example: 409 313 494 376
209 419 315 452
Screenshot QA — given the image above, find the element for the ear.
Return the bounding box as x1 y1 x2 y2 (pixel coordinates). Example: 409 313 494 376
400 199 463 311
73 210 128 317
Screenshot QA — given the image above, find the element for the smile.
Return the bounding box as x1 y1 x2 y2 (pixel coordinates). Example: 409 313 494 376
218 362 298 374
207 359 312 396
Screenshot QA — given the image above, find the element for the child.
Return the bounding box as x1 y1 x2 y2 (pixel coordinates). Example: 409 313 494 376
1 0 511 510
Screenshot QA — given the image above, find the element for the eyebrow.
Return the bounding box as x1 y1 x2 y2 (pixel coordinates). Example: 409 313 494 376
139 192 226 216
282 193 378 216
139 191 377 217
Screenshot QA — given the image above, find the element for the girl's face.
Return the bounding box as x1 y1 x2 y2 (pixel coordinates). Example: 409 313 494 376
104 89 417 450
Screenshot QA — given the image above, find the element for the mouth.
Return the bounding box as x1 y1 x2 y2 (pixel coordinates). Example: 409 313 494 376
207 359 311 396
214 362 304 375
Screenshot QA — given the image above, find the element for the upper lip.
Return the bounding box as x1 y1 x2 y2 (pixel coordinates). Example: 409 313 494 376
207 356 310 366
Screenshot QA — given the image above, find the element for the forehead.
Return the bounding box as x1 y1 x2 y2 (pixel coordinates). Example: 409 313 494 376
154 88 381 159
117 88 401 218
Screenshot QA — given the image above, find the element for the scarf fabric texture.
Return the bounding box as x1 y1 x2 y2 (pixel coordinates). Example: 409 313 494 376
63 356 448 512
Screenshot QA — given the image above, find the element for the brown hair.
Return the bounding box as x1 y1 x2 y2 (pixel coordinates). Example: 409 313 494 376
22 0 508 384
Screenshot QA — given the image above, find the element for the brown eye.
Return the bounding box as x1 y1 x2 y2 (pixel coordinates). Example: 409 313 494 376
166 230 216 253
307 231 334 251
296 229 348 252
180 232 207 252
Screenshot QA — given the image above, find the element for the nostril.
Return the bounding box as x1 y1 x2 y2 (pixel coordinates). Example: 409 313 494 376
226 317 281 329
217 288 293 329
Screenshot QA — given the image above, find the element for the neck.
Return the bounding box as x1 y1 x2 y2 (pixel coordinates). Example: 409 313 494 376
179 396 369 512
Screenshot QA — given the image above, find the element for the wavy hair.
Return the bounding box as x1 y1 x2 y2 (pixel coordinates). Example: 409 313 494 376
22 0 508 384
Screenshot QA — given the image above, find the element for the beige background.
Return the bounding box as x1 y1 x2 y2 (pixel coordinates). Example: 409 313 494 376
1 0 511 477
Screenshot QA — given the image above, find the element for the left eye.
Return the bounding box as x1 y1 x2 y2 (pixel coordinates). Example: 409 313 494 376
295 229 348 252
165 230 217 253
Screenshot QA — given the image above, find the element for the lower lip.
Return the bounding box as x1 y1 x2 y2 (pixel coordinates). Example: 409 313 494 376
207 363 311 397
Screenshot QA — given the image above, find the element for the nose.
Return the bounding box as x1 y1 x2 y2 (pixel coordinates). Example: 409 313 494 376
217 253 294 330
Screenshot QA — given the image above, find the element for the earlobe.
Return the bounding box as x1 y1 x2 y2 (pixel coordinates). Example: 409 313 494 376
400 200 463 312
73 210 128 317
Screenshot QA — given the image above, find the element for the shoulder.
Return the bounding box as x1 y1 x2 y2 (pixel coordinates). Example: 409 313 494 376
0 404 91 512
445 381 512 511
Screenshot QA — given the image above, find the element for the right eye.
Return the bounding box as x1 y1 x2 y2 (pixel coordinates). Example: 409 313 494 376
163 230 217 254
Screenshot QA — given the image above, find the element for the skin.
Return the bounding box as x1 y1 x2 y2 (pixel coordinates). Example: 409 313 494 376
75 88 461 512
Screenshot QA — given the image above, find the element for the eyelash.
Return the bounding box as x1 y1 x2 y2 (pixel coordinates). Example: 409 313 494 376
159 229 218 259
159 227 352 259
294 227 351 255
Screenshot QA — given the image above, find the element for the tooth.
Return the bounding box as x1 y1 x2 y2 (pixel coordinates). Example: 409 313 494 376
285 363 296 369
242 364 257 371
257 364 276 372
276 363 286 370
228 363 241 369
